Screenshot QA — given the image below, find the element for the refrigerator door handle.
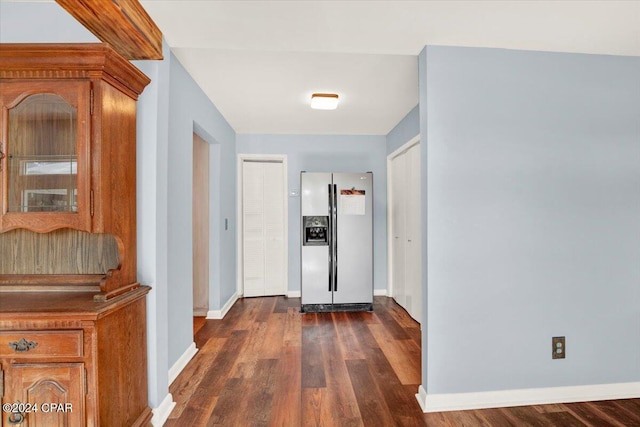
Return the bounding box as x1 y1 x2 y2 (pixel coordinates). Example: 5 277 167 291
328 184 333 292
333 184 338 292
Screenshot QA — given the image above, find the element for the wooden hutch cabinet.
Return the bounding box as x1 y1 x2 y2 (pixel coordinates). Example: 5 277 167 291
0 44 152 426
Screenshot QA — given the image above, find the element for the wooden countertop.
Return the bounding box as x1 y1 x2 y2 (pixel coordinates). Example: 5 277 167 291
0 286 151 322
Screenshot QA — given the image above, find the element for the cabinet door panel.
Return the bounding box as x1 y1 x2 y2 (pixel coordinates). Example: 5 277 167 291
0 81 91 233
4 363 85 427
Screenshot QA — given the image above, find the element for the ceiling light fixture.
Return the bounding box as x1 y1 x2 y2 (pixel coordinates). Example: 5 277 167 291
310 93 339 110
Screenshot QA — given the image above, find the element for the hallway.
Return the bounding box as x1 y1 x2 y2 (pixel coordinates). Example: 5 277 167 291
166 296 640 426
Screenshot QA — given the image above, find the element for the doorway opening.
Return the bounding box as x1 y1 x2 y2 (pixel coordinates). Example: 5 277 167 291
193 132 209 334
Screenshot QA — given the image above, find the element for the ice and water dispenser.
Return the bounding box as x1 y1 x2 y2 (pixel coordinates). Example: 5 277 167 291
303 216 329 246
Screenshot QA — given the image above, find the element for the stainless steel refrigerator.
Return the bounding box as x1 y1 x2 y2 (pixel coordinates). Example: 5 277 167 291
300 172 373 312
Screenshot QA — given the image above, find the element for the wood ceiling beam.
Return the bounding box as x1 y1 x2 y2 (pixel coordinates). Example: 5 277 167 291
55 0 163 60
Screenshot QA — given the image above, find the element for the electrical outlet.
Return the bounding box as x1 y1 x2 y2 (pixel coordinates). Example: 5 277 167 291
552 336 565 359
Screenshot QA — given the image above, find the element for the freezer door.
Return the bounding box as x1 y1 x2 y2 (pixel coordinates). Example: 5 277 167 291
333 173 373 304
301 173 332 305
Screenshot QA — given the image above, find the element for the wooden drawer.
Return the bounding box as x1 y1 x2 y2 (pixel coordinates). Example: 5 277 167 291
0 330 83 358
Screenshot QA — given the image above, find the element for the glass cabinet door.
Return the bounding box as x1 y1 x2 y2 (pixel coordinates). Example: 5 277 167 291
0 81 91 232
7 93 78 213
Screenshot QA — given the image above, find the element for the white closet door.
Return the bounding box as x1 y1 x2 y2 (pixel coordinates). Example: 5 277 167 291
405 143 422 322
242 160 286 297
243 162 266 296
390 142 421 323
391 153 407 309
262 162 285 295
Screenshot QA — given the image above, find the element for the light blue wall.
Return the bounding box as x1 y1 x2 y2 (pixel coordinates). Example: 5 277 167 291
421 46 640 394
0 2 98 43
386 104 419 155
133 42 172 409
167 54 236 365
237 135 388 293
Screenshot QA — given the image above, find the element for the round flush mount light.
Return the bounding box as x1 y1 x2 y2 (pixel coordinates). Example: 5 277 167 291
310 93 339 110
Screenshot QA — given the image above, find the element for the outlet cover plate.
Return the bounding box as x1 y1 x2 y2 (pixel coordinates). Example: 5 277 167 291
552 336 566 359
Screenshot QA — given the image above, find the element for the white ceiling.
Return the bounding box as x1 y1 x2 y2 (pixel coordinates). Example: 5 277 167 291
16 0 640 135
138 1 640 135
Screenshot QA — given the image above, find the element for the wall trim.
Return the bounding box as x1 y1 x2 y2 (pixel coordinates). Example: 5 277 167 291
151 393 176 427
416 382 640 413
193 308 208 317
388 134 421 159
374 288 388 296
416 385 428 412
168 342 198 385
287 290 301 298
207 292 239 319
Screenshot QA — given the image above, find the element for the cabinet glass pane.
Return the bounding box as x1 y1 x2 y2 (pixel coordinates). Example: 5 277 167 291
7 94 78 213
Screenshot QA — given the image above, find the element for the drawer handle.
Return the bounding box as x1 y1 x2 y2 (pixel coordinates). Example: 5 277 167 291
7 411 24 425
6 400 25 425
8 338 38 352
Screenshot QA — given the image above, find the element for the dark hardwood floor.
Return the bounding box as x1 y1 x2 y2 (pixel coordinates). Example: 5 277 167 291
167 296 640 426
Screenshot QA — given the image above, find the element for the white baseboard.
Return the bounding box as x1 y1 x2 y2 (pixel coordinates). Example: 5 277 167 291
168 342 198 385
193 308 208 317
416 382 640 413
287 290 301 298
416 385 428 412
207 292 238 319
151 393 176 427
374 289 388 296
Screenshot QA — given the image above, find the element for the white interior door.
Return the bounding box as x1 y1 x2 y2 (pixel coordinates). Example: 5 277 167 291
390 142 421 323
405 143 422 322
241 159 286 297
391 153 406 309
